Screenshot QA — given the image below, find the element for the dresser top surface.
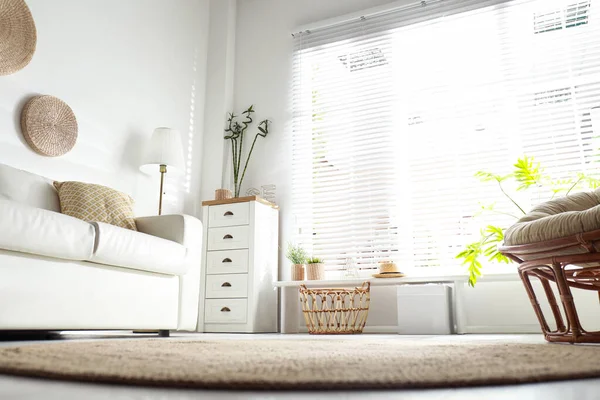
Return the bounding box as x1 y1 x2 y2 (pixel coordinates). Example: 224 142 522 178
201 196 278 209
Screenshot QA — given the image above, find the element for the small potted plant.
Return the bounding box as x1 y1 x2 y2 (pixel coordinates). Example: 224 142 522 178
306 257 325 280
286 243 307 281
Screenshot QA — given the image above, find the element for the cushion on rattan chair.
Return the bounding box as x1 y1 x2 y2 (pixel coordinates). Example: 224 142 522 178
504 189 600 246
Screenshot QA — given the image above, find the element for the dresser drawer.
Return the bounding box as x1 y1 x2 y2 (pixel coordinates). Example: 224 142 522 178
205 299 247 324
206 249 249 275
209 203 250 227
207 226 249 251
206 274 248 298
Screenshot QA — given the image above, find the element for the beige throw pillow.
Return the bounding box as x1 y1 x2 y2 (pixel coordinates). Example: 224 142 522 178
53 181 137 231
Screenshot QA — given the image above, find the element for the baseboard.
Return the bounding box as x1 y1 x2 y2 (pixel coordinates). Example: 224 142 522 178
362 325 399 334
296 324 541 334
464 325 541 334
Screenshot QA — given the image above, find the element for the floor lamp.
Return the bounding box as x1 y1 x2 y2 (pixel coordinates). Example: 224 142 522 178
140 127 185 215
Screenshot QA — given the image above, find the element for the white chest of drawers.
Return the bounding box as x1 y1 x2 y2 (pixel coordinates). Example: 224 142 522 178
197 197 279 333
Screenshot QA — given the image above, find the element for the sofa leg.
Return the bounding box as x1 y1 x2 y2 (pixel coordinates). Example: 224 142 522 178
158 330 170 337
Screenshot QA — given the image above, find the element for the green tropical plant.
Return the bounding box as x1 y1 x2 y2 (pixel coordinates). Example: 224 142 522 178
224 105 271 197
286 243 307 265
457 155 598 287
307 257 323 264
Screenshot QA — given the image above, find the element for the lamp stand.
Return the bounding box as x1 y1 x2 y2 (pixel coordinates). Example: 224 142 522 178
158 164 167 215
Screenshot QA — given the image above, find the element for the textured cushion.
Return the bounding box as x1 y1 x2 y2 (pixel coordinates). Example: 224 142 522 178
54 181 137 231
90 222 188 275
0 163 60 212
504 189 600 246
0 198 95 260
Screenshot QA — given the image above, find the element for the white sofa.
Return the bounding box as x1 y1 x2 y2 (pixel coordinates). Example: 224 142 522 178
0 163 202 334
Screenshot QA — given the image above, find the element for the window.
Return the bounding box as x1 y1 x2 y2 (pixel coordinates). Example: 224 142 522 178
292 0 600 273
534 0 591 33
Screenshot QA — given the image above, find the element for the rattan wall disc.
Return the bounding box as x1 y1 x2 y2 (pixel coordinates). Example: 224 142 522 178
21 95 78 157
0 0 37 76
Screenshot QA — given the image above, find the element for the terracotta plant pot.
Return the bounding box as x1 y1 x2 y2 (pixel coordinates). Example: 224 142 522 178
291 264 305 281
306 263 325 280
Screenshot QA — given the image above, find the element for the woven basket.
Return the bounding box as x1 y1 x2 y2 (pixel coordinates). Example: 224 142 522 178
215 188 232 200
299 282 370 334
20 95 78 156
291 264 305 281
0 0 37 76
306 263 325 280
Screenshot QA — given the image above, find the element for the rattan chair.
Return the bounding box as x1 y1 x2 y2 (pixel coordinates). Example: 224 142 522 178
499 189 600 343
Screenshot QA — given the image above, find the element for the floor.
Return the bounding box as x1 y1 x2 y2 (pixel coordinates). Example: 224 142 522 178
0 332 597 399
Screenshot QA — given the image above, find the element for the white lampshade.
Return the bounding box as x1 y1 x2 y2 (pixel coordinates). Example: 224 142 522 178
140 127 185 174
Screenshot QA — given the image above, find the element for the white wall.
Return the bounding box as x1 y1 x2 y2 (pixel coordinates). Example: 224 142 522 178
200 0 237 204
0 0 209 217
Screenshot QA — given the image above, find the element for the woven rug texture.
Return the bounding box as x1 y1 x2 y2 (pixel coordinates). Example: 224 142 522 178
0 338 599 390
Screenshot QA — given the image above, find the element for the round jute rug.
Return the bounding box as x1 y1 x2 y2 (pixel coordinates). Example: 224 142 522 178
0 338 599 390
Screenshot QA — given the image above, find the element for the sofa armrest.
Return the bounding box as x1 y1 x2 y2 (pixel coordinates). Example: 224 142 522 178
135 214 201 247
135 214 202 331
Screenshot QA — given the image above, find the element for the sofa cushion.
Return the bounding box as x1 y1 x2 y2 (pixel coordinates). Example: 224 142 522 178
0 163 60 212
54 181 137 231
0 198 95 260
90 222 188 275
504 189 600 246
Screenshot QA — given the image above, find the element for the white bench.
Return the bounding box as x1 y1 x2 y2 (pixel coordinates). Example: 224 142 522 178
273 273 520 334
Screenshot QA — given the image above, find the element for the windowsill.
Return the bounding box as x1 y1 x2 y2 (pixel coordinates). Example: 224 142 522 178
276 265 520 287
323 265 518 280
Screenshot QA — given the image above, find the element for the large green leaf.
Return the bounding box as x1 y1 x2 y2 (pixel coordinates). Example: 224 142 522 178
457 241 484 287
514 156 543 190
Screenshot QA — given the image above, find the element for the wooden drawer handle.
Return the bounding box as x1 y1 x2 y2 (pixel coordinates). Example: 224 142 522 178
221 282 232 287
222 258 232 263
220 307 231 312
223 234 233 240
224 211 234 216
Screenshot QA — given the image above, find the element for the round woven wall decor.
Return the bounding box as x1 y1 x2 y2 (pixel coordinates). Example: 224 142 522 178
0 0 37 76
20 95 78 157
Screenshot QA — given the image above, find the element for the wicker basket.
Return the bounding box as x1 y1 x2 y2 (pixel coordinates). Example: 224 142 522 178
299 282 370 334
291 264 305 281
215 188 232 200
306 263 325 280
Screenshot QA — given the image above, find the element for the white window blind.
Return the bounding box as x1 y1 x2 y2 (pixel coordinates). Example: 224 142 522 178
291 0 600 272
